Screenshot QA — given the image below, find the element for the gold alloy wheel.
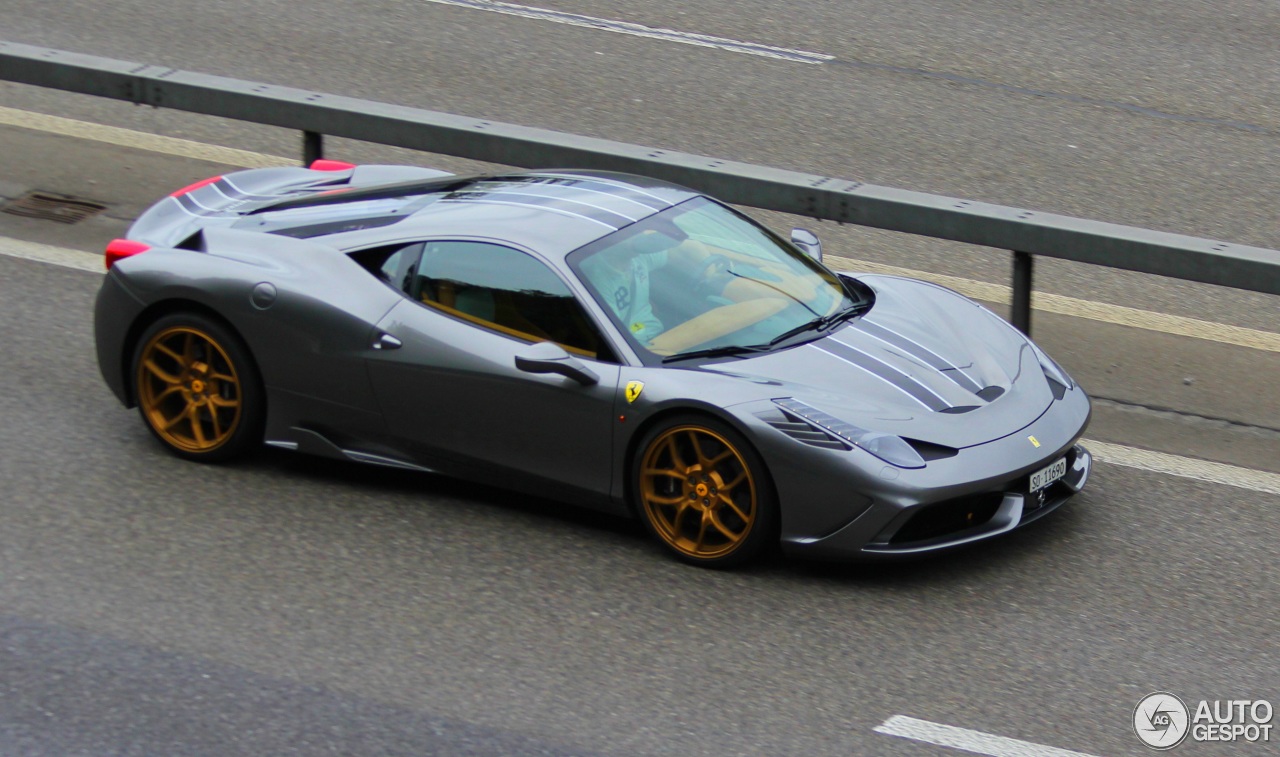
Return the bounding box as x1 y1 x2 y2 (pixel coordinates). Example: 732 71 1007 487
137 326 243 453
639 425 757 560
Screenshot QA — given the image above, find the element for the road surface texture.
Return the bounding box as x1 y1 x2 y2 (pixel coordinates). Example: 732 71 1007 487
1 1 1277 754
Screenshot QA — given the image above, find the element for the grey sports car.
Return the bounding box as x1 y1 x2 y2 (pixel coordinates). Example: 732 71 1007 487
95 162 1091 567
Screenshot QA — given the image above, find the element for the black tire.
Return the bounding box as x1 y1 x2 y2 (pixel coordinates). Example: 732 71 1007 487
631 414 778 568
131 312 265 463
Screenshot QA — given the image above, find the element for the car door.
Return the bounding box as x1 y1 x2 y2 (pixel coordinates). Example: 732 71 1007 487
363 239 622 504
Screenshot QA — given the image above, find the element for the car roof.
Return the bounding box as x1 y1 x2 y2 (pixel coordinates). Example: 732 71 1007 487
293 169 700 257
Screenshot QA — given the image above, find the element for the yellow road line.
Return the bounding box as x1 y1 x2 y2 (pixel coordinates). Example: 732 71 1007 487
2 106 1277 353
825 257 1280 353
0 237 102 272
1082 439 1280 495
0 105 293 168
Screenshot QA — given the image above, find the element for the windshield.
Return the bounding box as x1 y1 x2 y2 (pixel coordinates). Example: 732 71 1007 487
568 197 860 363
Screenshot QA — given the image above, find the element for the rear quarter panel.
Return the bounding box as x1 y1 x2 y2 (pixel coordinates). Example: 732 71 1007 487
105 233 403 440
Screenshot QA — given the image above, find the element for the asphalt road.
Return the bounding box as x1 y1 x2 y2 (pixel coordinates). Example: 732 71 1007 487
1 251 1277 756
3 0 1279 331
1 2 1279 755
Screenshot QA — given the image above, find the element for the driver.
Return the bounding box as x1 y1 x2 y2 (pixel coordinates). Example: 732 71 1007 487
579 229 678 344
579 225 765 348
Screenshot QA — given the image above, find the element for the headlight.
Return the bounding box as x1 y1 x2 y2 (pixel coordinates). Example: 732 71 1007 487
774 398 926 469
855 432 929 469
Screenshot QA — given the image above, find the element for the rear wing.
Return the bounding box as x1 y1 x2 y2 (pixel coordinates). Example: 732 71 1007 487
127 163 453 248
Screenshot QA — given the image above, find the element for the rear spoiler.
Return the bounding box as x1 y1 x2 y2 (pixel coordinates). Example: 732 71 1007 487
246 173 483 215
127 163 457 248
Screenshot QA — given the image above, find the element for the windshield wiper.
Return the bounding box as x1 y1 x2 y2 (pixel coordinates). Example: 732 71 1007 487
661 343 771 364
724 270 819 317
766 301 867 347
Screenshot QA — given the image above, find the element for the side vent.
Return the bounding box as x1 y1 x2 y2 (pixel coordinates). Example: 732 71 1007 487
176 229 206 251
755 409 851 451
977 385 1005 402
903 438 959 461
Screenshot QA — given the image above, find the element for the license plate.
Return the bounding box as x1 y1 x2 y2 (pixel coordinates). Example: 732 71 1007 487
1030 457 1067 493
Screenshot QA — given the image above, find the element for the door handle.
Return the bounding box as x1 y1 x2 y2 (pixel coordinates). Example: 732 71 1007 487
373 333 402 350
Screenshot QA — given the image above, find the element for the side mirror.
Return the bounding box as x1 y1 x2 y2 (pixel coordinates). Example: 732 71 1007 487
791 228 822 262
514 341 599 386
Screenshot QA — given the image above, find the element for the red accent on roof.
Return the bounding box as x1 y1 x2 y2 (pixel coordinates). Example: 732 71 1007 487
310 159 357 171
170 175 223 197
104 239 151 270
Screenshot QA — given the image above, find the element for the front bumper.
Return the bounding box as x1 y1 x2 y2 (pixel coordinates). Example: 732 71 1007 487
783 442 1091 560
859 443 1090 556
762 372 1093 560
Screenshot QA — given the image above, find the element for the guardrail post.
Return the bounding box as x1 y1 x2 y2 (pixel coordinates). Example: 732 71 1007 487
303 131 323 166
1012 251 1033 336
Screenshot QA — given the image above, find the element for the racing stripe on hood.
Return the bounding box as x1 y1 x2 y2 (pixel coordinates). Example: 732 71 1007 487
810 342 952 412
843 320 984 394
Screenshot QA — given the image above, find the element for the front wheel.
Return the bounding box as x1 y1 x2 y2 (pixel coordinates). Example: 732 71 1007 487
632 415 777 568
132 313 264 462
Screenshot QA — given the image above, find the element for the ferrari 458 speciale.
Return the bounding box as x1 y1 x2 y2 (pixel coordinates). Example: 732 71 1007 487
95 162 1091 566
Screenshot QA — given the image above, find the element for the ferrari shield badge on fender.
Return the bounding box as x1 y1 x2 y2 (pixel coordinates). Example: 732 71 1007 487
1028 435 1041 448
625 381 645 404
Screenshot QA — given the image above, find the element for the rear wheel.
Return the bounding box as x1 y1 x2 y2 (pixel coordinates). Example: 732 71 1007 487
132 313 264 462
633 415 777 567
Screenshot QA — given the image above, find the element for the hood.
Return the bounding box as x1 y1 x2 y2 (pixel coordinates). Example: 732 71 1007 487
713 275 1056 448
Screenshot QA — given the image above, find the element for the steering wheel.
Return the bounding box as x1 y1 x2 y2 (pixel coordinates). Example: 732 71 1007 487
693 254 733 298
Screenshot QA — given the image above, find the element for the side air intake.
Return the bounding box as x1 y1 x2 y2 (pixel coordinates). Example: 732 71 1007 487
755 408 851 451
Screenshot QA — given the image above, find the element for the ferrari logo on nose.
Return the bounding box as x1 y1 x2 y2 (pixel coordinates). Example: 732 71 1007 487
625 381 645 404
1028 435 1041 448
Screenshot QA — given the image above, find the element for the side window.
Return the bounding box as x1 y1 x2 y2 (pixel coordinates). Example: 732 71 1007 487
412 241 613 361
380 243 423 292
351 242 423 293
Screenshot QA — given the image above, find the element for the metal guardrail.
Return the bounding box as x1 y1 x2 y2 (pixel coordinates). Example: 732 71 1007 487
3 40 1278 335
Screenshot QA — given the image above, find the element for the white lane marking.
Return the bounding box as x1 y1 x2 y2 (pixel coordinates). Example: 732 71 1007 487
826 257 1280 354
1083 439 1280 495
416 0 834 64
0 237 102 272
0 106 294 169
1 108 1276 353
875 715 1101 757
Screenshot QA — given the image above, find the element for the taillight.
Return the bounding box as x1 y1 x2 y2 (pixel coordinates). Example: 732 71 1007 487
105 239 151 270
310 159 357 171
169 175 223 197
